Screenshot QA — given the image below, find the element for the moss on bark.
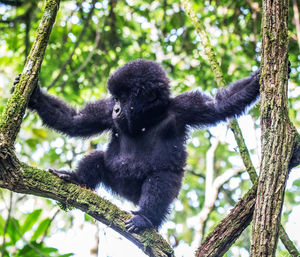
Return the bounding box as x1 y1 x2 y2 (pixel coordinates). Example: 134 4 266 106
250 0 299 256
0 1 174 256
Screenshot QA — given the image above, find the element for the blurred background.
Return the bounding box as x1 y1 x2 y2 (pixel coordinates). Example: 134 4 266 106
0 0 299 256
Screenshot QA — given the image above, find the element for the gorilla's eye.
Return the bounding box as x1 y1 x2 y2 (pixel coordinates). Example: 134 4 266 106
147 91 157 103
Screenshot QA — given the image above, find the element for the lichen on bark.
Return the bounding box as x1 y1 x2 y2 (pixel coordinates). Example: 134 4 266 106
0 0 173 256
250 0 299 256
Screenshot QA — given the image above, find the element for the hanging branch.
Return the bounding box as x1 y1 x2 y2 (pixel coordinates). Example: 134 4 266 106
181 1 300 256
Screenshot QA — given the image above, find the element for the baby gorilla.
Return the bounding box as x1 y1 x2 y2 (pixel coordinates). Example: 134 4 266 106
14 59 260 232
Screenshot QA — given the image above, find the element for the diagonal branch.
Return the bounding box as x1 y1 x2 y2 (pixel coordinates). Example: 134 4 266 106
47 0 97 90
195 184 257 257
181 1 300 256
0 0 60 146
0 1 174 256
0 153 173 257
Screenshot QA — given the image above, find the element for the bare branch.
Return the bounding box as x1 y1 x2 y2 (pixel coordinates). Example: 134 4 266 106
195 184 257 257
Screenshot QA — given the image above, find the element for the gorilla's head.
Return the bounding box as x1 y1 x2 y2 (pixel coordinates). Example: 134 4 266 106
107 59 171 135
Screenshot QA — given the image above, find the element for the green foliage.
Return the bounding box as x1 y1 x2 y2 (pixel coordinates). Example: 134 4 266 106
0 0 299 255
0 206 73 257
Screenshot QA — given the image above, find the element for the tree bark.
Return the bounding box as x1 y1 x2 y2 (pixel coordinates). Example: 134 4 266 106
0 154 173 257
182 1 300 255
195 184 257 257
0 1 174 256
0 0 59 145
250 0 298 255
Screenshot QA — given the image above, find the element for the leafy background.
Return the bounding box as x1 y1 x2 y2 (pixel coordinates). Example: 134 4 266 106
0 0 299 256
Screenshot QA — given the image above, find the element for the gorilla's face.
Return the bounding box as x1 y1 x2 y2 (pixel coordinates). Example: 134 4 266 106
111 86 168 135
108 60 170 135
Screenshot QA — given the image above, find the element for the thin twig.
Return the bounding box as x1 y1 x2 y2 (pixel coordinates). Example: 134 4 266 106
55 21 102 89
41 209 60 242
47 0 97 90
181 1 299 255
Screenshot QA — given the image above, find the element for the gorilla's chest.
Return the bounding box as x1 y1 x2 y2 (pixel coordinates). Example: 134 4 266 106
105 131 186 177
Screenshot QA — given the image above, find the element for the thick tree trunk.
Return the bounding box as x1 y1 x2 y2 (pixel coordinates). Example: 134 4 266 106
182 1 300 256
250 0 298 256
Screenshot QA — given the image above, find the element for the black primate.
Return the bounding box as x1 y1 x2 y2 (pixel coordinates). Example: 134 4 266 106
14 60 260 232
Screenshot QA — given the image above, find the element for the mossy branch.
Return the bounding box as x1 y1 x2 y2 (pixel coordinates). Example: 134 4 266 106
180 0 225 87
250 0 299 255
0 1 173 256
181 1 299 256
0 0 59 146
0 152 173 257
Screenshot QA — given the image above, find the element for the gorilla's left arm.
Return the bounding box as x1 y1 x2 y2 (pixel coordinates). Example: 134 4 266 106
173 71 260 127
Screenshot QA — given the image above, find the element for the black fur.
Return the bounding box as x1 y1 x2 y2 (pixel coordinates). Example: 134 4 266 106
15 59 260 232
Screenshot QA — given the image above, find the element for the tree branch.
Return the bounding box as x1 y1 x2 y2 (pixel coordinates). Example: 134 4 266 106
0 153 173 257
0 1 174 256
47 0 97 90
195 184 257 257
182 1 299 256
0 0 60 145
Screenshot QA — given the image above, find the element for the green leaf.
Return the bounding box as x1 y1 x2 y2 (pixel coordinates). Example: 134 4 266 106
293 178 300 187
7 218 21 244
17 242 58 257
32 128 48 138
31 218 51 241
21 209 42 234
0 215 5 231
